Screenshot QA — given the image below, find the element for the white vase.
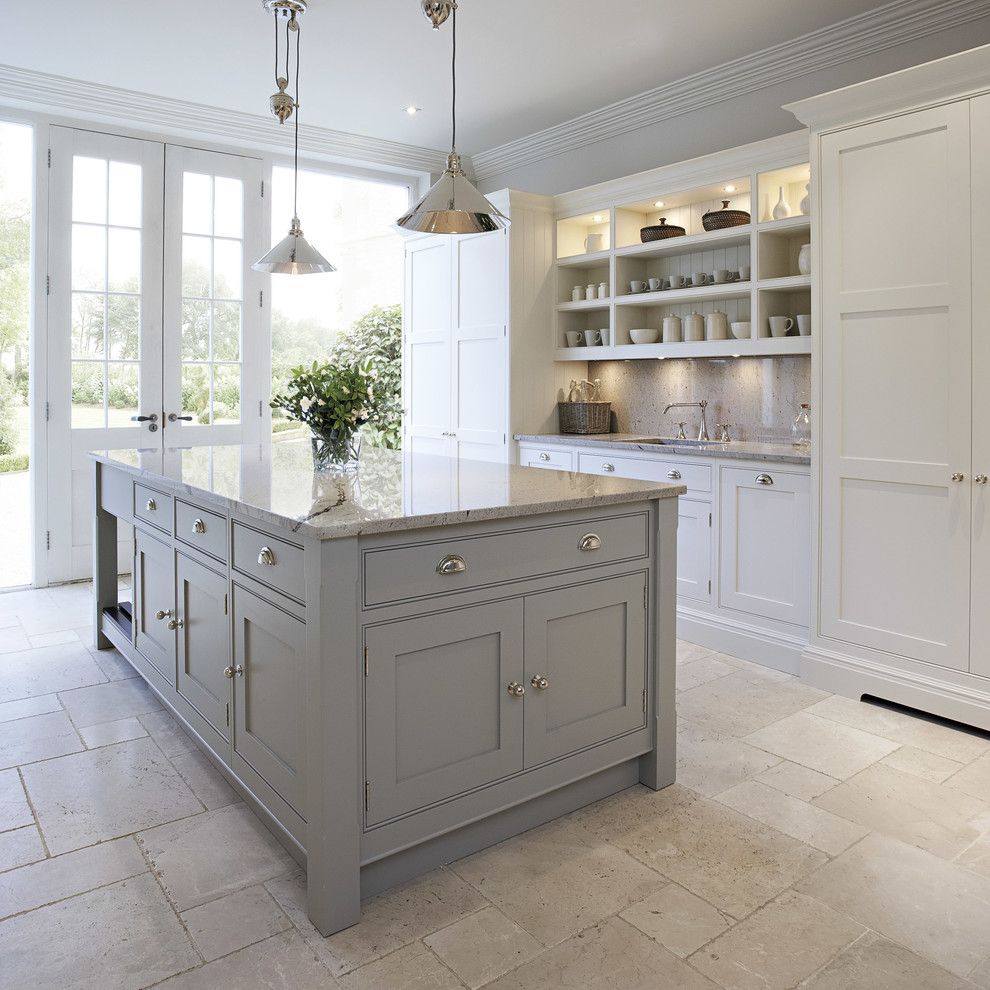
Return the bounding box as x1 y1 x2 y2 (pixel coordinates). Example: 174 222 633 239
799 183 810 216
797 243 811 275
772 186 791 221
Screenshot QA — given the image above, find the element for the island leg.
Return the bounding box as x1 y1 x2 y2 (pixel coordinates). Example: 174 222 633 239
640 496 677 790
92 461 118 651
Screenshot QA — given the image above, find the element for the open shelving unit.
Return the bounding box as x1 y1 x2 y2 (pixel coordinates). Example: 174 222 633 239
553 153 813 361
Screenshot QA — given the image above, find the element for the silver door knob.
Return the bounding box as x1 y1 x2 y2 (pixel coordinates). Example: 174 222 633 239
507 681 525 698
977 474 988 485
154 609 173 621
166 618 183 630
436 553 467 576
602 463 615 472
667 470 681 480
145 498 157 511
578 533 602 552
530 674 549 690
952 473 965 483
192 518 206 534
539 452 550 462
257 546 276 566
756 473 774 486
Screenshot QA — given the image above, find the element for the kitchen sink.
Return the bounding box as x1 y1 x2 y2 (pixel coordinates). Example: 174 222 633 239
613 437 727 447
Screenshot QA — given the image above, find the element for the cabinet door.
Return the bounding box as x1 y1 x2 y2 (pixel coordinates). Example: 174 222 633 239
134 527 176 682
677 498 712 603
523 573 647 767
719 468 810 626
231 586 306 815
176 552 229 740
364 599 523 825
819 103 972 668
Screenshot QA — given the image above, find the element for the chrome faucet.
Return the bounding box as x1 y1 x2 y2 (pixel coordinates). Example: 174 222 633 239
663 400 710 441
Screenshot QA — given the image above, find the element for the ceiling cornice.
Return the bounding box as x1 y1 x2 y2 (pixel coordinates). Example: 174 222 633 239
0 62 449 177
471 0 990 183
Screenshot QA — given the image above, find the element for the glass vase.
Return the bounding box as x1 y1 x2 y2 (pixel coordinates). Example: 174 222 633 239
311 430 362 473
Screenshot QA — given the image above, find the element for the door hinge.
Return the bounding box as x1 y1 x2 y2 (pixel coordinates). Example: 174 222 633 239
260 179 265 198
363 646 368 677
643 586 648 610
708 579 712 595
364 780 370 814
259 289 264 308
225 701 230 727
46 530 51 550
45 401 50 422
642 688 647 714
708 512 712 527
258 400 263 417
47 148 51 168
224 593 228 615
45 275 50 296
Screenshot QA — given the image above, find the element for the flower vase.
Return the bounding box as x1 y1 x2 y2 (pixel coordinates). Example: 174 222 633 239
799 183 810 215
311 430 362 473
772 185 791 220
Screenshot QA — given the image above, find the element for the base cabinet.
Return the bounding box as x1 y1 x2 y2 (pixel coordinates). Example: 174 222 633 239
675 498 713 603
134 527 176 682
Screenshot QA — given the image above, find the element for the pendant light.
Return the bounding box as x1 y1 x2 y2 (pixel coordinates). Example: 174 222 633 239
253 0 335 274
396 1 508 234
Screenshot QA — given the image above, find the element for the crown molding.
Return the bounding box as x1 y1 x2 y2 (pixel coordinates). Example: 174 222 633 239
0 63 450 177
785 42 990 132
471 0 990 183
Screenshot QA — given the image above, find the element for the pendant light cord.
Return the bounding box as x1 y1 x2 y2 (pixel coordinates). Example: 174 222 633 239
273 11 279 84
450 5 456 150
293 16 300 220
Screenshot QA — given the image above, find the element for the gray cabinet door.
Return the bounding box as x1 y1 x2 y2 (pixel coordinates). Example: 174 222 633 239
232 586 306 816
523 572 647 767
176 552 229 741
134 527 176 683
365 599 524 825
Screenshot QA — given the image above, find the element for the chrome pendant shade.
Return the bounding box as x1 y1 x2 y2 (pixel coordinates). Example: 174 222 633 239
396 2 508 235
253 216 336 274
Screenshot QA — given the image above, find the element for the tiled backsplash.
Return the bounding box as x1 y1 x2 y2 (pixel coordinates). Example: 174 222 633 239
588 356 811 442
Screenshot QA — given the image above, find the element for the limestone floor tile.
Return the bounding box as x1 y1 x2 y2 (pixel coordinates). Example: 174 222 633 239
339 941 462 990
0 824 45 872
969 953 990 988
79 715 148 748
806 695 990 764
155 930 337 989
813 763 990 860
676 671 827 738
804 932 971 989
0 710 84 770
0 873 198 990
619 883 730 958
954 833 990 879
452 820 665 947
424 906 542 988
180 884 291 962
716 779 868 856
28 629 81 649
567 782 698 843
677 655 739 692
796 832 990 977
0 834 147 919
485 916 719 990
139 709 199 757
138 802 293 911
58 677 162 727
0 767 32 831
22 736 202 854
0 642 107 704
613 795 827 918
17 602 95 638
688 889 864 990
754 760 840 801
170 749 238 810
676 721 780 798
0 625 30 654
742 711 899 779
881 745 965 783
677 640 714 665
945 750 990 800
0 692 62 724
91 647 140 682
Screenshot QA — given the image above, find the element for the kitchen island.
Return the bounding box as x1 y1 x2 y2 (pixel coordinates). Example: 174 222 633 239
90 440 683 935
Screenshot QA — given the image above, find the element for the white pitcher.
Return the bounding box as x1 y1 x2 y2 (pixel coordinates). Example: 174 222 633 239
584 232 605 253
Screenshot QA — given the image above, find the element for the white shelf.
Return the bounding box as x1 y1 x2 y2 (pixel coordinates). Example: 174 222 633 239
757 274 811 292
556 298 612 312
615 282 751 308
555 248 611 268
554 335 812 362
614 224 752 260
757 214 810 232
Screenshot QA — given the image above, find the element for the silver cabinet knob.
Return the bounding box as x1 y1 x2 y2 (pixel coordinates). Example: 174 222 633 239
257 546 276 566
756 473 774 486
578 533 602 552
166 618 184 630
223 665 235 679
154 609 173 621
539 452 550 462
602 463 615 472
530 674 549 690
507 681 525 698
952 473 965 483
667 470 681 480
192 518 206 534
224 664 244 677
436 553 467 576
977 474 988 485
145 498 157 511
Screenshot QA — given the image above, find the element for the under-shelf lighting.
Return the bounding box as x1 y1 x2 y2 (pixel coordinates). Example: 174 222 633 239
592 214 605 223
653 200 665 208
404 105 422 115
723 184 737 193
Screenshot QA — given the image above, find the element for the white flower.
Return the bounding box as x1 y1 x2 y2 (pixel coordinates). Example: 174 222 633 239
369 368 379 379
299 396 313 412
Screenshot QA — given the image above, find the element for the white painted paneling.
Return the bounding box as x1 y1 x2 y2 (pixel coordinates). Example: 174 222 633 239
675 498 712 603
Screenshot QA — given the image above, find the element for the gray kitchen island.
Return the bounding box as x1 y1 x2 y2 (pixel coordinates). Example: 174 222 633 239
90 440 683 935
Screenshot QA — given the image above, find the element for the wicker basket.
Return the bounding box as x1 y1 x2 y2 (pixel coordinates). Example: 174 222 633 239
558 401 611 435
640 218 685 242
702 199 751 231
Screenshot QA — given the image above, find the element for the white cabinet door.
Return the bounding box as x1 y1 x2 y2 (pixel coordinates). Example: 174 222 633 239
819 103 972 669
676 498 712 603
719 467 810 626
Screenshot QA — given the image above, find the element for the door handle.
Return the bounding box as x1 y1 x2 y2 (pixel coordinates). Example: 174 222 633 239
168 413 194 423
132 413 158 432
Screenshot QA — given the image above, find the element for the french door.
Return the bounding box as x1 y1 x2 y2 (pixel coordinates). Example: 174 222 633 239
46 127 265 581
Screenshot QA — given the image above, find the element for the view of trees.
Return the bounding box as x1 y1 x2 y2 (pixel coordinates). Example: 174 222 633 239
0 171 30 465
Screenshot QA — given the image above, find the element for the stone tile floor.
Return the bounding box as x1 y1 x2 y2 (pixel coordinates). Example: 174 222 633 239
2 582 990 988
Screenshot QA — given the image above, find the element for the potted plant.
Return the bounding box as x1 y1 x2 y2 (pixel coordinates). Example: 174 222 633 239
270 360 375 472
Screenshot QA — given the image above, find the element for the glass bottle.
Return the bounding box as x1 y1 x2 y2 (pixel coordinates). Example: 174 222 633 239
791 403 811 447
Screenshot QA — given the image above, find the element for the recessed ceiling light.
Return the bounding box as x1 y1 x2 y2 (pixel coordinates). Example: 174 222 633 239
723 184 737 193
653 200 665 208
403 105 423 115
592 214 605 223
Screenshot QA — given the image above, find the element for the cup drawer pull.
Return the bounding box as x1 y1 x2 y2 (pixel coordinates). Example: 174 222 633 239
602 463 615 473
667 470 681 480
145 498 157 512
756 473 774 486
539 452 550 462
257 546 277 566
192 518 206 534
578 533 602 552
436 553 467 576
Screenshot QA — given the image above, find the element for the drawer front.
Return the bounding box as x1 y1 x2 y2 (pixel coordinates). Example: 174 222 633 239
134 483 173 533
577 451 711 494
175 500 228 562
363 511 649 607
232 523 305 603
518 445 573 471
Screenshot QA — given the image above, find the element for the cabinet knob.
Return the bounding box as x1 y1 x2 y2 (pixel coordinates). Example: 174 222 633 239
977 474 988 485
223 665 234 679
154 609 173 621
952 473 965 483
145 498 157 512
507 681 525 698
257 546 276 566
224 664 244 677
578 533 602 552
602 462 615 473
539 452 550 462
667 470 681 480
756 473 774 486
192 517 206 534
530 674 549 690
436 553 467 576
166 618 184 630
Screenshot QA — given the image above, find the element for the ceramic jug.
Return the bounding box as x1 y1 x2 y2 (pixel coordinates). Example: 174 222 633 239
798 244 811 275
584 232 605 253
706 310 728 341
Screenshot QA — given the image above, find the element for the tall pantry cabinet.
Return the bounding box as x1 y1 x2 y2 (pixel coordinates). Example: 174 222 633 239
787 47 990 728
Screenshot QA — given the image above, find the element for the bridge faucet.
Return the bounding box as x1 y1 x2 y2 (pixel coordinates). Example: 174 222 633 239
663 400 710 441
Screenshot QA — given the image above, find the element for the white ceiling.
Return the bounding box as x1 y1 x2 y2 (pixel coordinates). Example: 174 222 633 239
1 0 889 154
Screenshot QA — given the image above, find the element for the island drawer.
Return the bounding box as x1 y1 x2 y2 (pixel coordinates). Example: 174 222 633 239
232 523 305 602
363 511 649 607
175 500 228 562
577 452 711 494
518 444 573 471
134 484 173 533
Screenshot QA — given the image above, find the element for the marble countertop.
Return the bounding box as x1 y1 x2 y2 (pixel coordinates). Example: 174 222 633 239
515 433 811 465
90 440 684 540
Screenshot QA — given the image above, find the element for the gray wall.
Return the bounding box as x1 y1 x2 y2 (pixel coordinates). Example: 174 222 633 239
478 19 990 195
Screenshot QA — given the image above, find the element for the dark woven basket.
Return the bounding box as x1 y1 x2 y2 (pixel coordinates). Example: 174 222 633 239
558 401 611 435
640 218 685 242
702 200 751 231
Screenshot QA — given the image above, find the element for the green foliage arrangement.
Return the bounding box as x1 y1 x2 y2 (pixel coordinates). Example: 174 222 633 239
0 370 18 456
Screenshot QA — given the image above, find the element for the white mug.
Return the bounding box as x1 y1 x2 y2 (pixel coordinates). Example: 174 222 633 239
662 315 682 343
599 327 611 346
564 330 584 347
648 277 663 291
796 314 812 336
768 316 794 337
583 328 602 346
692 272 710 286
713 269 733 283
738 265 751 280
668 274 687 289
630 280 648 293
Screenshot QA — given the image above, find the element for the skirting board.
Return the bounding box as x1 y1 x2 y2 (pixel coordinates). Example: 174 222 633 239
802 644 990 734
677 606 807 674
